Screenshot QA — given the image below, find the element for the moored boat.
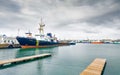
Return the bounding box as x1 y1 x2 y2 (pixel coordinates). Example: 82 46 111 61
0 35 20 48
16 36 59 48
90 40 104 44
113 41 120 44
68 41 76 45
16 19 70 48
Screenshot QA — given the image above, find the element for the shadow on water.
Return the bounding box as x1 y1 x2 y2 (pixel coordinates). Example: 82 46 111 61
101 62 107 75
0 47 59 69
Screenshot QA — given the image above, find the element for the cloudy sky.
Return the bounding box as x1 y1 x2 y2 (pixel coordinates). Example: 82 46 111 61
0 0 120 40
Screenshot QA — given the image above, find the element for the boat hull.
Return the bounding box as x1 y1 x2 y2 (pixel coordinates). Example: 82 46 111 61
91 42 103 44
21 45 58 48
16 37 59 48
0 44 21 48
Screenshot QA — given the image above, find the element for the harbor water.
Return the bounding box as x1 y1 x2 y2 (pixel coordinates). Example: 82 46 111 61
0 44 120 75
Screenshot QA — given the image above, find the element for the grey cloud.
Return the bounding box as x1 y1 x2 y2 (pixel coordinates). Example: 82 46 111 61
0 0 22 28
0 0 21 13
0 0 120 39
72 0 120 7
53 0 120 29
85 9 120 27
82 29 99 33
45 0 120 7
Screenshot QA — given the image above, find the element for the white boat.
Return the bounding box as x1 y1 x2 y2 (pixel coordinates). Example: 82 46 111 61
0 35 20 48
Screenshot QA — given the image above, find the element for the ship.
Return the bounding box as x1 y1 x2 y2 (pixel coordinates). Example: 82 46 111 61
16 19 71 48
0 35 21 48
90 40 104 44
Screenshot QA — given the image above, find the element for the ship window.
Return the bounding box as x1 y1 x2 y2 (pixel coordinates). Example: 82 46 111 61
8 40 10 43
11 41 14 44
4 40 6 43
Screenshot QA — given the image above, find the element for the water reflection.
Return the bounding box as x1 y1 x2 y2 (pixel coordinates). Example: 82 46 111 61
1 44 120 75
13 47 59 74
0 47 59 69
16 47 59 58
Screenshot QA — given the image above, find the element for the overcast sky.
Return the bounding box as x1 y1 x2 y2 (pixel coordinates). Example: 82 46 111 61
0 0 120 40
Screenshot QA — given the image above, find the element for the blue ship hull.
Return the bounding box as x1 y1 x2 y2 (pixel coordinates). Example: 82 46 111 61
16 37 59 48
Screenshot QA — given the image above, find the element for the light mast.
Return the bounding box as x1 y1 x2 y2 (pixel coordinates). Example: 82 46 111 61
39 18 45 35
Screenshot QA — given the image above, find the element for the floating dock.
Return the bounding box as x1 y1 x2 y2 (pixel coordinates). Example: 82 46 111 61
0 53 51 66
80 58 106 75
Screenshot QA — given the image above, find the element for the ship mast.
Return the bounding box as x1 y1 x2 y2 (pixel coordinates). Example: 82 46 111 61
39 18 45 35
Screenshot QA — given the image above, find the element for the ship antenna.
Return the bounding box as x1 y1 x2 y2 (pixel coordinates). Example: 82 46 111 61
39 18 45 35
17 28 20 36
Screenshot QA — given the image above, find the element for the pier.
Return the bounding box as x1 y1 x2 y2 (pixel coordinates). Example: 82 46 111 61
80 58 106 75
0 53 51 66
